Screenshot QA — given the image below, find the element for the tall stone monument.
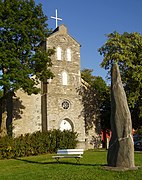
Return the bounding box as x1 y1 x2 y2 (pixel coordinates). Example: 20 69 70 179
107 63 135 168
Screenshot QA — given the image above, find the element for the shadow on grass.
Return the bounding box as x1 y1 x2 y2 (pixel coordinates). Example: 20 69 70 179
15 158 107 167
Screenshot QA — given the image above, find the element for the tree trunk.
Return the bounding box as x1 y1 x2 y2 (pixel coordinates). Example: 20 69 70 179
41 81 48 132
0 98 7 137
0 92 13 137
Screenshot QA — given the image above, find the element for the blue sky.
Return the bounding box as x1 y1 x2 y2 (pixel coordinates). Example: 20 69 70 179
35 0 142 81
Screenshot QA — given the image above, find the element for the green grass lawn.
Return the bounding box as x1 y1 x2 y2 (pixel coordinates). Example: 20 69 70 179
0 150 142 180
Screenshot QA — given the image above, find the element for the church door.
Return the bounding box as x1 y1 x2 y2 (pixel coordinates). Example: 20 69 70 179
59 119 73 131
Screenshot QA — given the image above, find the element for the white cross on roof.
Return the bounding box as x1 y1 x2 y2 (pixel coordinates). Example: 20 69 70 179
51 9 62 28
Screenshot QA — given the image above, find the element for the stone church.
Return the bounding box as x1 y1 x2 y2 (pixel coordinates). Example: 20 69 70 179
13 25 101 149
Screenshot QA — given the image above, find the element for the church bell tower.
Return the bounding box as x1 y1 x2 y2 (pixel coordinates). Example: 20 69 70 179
45 24 85 148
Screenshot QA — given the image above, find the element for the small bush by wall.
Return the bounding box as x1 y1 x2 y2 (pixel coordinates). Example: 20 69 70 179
0 130 78 159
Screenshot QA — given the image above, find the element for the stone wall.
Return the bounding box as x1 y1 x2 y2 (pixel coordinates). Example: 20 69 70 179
13 89 41 137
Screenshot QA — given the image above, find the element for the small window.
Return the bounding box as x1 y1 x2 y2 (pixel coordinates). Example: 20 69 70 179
57 47 62 60
67 48 71 61
62 100 70 109
62 71 68 85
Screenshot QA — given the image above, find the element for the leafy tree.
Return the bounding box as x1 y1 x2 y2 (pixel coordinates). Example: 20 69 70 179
81 69 111 131
99 32 142 129
81 69 95 86
81 69 108 92
0 90 3 98
0 0 54 136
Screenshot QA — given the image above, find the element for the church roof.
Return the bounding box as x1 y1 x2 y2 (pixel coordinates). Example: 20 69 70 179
48 24 81 46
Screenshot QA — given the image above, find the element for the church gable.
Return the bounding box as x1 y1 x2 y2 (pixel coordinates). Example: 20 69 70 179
46 25 80 66
48 25 80 47
47 25 80 64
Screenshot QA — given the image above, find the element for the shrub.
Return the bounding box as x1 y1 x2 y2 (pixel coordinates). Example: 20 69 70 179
0 130 78 159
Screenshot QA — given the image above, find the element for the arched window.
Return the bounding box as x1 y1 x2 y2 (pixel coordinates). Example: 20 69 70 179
57 47 62 60
66 48 71 61
62 71 68 85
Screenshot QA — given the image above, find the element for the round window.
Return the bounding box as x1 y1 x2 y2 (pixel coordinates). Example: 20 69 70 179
62 100 70 109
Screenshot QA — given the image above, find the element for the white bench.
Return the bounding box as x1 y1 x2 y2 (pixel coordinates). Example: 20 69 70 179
52 149 84 163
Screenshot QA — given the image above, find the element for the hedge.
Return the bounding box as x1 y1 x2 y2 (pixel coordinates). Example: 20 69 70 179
0 129 78 159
